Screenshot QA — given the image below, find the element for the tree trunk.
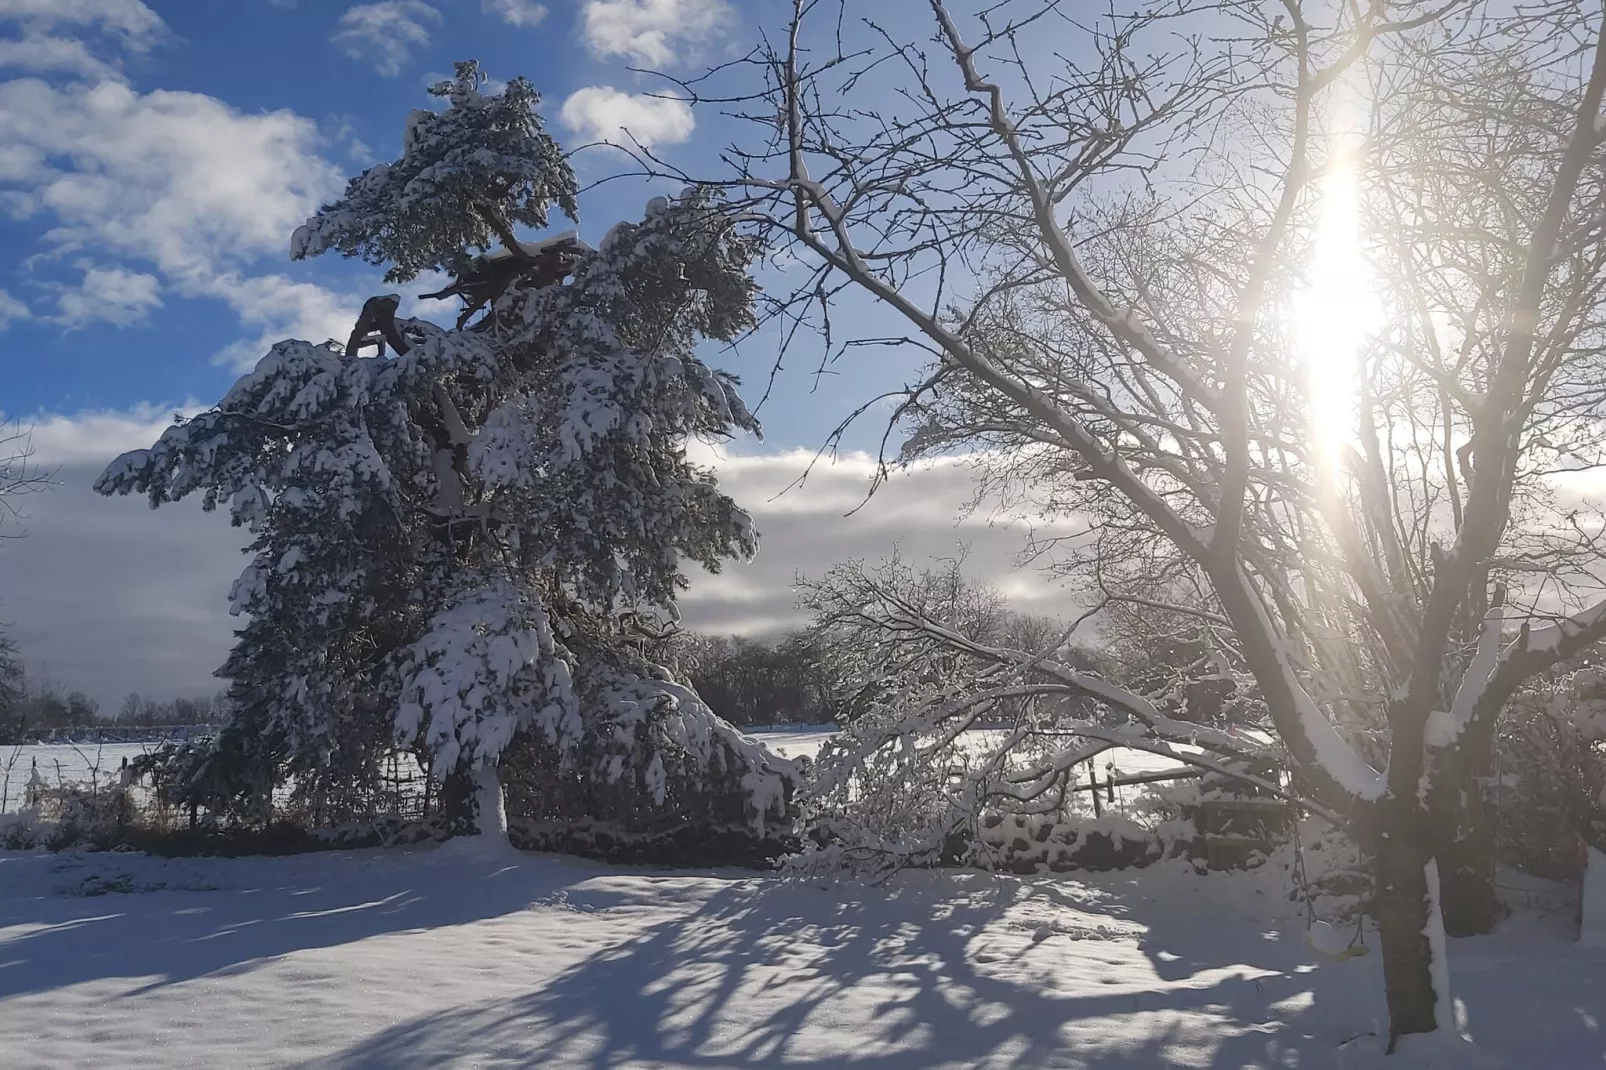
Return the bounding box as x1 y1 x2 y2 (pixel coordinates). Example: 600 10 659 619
1426 741 1500 936
438 763 508 840
439 767 475 836
1433 780 1499 936
472 763 509 838
1373 808 1444 1051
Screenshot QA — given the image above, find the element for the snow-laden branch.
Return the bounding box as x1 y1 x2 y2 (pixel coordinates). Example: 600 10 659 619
1218 564 1386 802
1425 595 1507 749
841 582 1276 766
1510 596 1606 656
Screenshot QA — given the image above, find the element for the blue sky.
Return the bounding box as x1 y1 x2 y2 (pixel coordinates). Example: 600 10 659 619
0 0 1069 710
1 0 913 446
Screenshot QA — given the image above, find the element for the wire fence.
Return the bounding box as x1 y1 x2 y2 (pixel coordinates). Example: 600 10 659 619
1 741 436 825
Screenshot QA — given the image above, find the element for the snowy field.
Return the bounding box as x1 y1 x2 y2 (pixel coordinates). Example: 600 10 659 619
0 742 156 814
0 843 1600 1069
746 725 1191 776
1 730 1189 815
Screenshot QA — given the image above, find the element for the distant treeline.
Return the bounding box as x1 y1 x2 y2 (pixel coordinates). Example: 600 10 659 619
0 680 230 745
666 632 841 726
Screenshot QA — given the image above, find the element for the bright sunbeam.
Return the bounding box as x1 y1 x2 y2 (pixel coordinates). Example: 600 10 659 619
1294 154 1380 482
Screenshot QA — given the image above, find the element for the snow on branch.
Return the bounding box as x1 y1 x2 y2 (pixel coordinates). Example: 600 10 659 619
395 576 580 776
1426 594 1508 750
1510 595 1606 656
292 60 578 282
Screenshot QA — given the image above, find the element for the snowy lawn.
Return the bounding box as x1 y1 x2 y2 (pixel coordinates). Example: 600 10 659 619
1 846 1600 1069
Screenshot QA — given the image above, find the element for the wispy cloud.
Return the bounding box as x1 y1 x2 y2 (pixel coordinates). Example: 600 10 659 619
0 0 167 82
0 287 29 329
0 34 119 81
0 0 165 49
482 0 547 28
0 77 363 367
332 0 440 77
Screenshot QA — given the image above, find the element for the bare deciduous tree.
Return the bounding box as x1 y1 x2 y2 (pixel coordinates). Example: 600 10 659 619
632 0 1606 1047
0 420 50 539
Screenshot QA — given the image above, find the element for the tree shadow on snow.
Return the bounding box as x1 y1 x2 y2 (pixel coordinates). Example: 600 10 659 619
310 868 1383 1069
0 846 615 1001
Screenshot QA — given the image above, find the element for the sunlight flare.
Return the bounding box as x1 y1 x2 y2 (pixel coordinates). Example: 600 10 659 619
1294 154 1381 479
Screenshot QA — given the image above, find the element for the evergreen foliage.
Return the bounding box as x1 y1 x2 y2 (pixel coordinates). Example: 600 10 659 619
291 61 578 283
97 62 796 845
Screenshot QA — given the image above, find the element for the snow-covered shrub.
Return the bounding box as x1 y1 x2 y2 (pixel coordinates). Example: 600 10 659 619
129 734 279 826
1495 669 1606 876
976 812 1162 873
501 655 800 864
42 784 135 850
3 780 137 851
97 61 796 848
0 807 42 849
793 555 1279 876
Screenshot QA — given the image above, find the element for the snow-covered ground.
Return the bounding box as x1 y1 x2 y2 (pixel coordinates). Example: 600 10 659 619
0 844 1599 1069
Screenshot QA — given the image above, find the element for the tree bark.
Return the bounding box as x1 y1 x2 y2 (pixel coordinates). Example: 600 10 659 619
1431 771 1499 936
472 763 509 838
438 764 509 840
439 767 475 836
1373 802 1443 1051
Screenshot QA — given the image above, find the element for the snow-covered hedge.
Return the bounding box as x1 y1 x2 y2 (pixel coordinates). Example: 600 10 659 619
501 661 801 865
975 812 1165 872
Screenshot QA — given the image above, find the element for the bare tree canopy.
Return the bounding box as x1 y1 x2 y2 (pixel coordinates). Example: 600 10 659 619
0 420 52 539
623 0 1606 1048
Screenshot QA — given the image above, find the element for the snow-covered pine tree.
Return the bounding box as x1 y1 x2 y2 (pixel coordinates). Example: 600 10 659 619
98 61 797 852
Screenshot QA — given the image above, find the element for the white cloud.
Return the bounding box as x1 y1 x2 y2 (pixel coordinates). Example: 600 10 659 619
0 77 364 362
0 34 120 81
0 0 166 83
673 445 1083 636
0 79 344 277
559 85 694 147
0 0 164 49
580 0 729 67
53 264 161 326
0 287 29 328
21 401 195 463
482 0 547 28
208 272 364 371
332 0 440 77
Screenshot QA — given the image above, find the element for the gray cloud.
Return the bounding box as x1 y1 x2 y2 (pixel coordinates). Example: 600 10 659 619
0 408 246 713
0 414 1081 713
678 446 1081 638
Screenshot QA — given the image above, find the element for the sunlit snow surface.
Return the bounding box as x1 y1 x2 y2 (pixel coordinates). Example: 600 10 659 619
4 729 1600 1068
0 843 1598 1068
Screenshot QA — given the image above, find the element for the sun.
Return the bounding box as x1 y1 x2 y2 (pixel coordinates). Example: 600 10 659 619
1293 154 1381 481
